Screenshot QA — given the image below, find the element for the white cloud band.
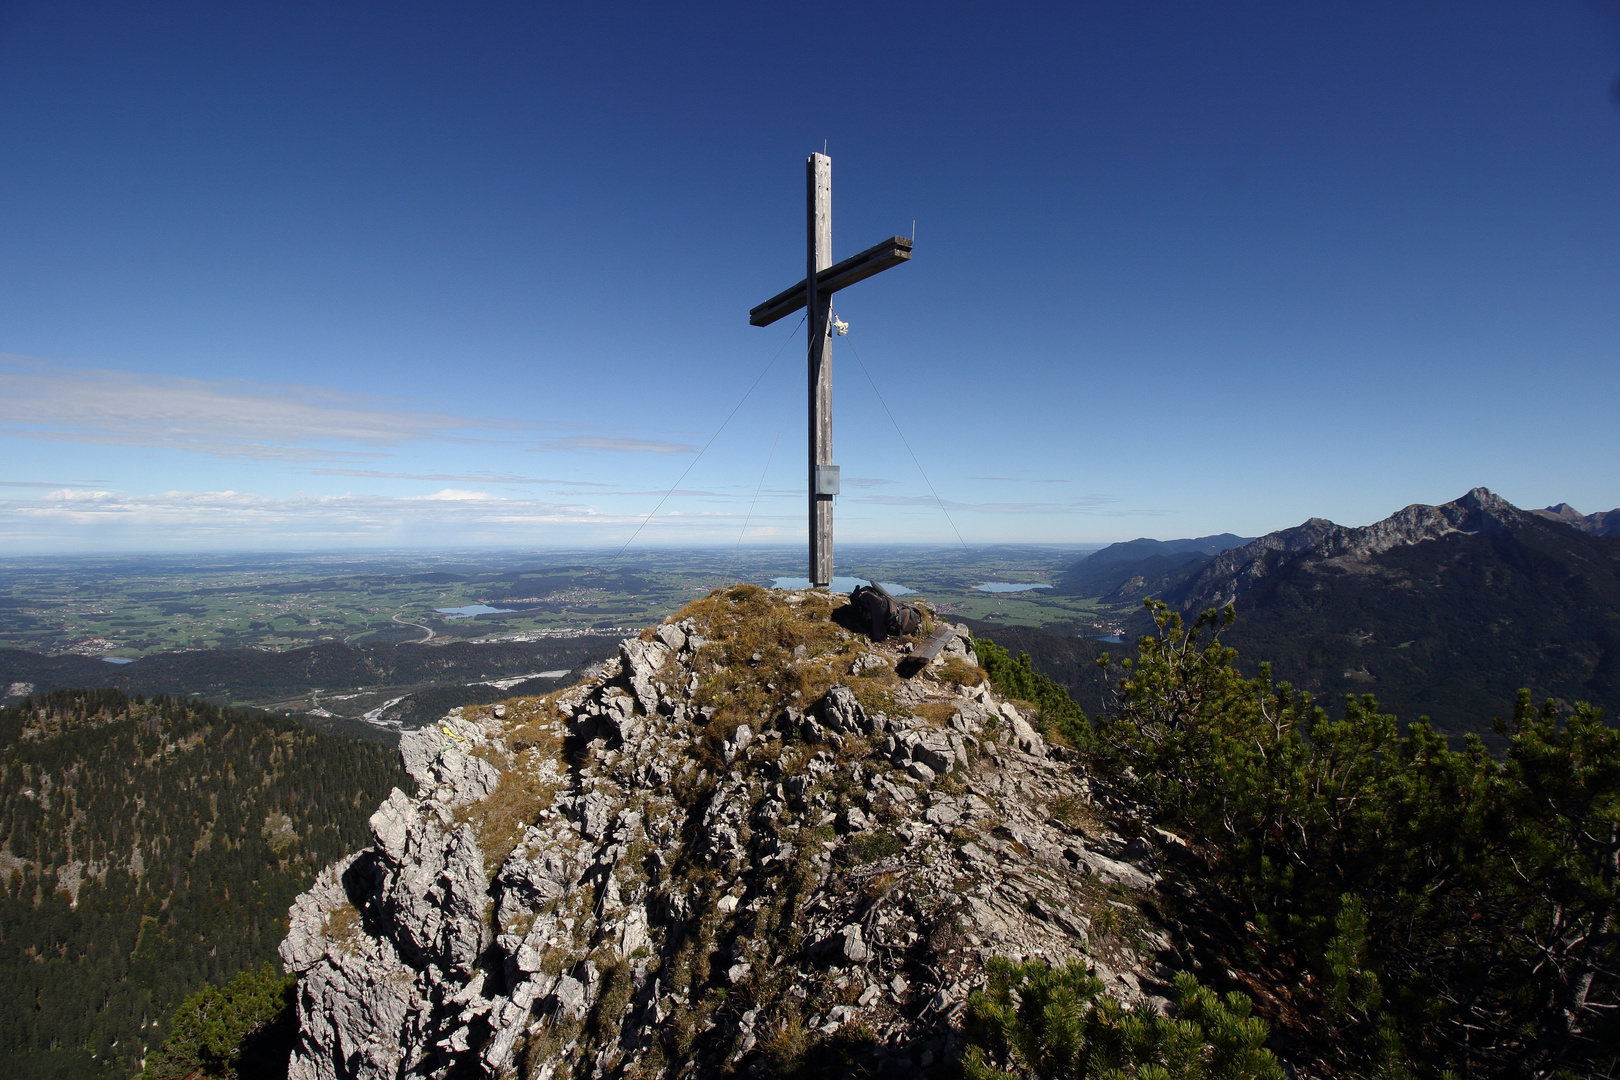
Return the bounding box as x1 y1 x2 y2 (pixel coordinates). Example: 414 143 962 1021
0 355 493 463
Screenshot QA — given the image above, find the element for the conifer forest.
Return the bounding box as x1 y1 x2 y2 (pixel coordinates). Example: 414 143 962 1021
0 689 410 1078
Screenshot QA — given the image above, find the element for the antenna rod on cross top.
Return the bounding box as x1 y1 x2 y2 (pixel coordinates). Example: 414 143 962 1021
748 152 913 588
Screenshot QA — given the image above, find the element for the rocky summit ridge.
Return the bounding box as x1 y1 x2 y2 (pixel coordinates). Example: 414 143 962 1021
276 587 1172 1079
1167 486 1532 612
1531 501 1620 536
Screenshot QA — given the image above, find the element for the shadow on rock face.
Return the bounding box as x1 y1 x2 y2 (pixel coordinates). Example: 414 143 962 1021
236 1003 299 1080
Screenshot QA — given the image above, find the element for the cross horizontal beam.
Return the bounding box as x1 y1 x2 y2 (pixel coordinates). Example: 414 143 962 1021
749 235 913 327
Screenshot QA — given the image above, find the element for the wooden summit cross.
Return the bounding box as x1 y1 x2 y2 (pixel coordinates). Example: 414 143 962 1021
749 152 912 587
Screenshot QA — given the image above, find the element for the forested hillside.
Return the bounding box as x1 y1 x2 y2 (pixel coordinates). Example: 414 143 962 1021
959 618 1115 715
0 634 617 716
1055 533 1249 599
0 689 411 1078
1157 490 1620 741
1036 491 1620 743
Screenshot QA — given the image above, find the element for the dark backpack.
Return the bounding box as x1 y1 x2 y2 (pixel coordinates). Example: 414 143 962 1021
849 580 922 642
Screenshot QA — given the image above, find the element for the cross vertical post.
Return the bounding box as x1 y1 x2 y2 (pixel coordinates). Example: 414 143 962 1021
749 152 911 590
807 152 834 587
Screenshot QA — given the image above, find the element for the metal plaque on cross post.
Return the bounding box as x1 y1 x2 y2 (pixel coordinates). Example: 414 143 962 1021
749 152 912 587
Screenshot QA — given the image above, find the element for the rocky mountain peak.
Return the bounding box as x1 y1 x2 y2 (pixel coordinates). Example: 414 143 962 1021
1170 488 1532 612
277 587 1171 1079
1530 501 1620 536
1453 485 1521 520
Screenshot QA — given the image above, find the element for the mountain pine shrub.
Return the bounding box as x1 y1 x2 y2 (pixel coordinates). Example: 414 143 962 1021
1082 600 1620 1078
975 638 1090 747
141 963 295 1080
964 959 1282 1080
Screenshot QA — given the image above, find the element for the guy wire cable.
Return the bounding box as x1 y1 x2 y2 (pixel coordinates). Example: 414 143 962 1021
608 313 807 565
838 317 972 555
708 375 796 637
727 378 794 575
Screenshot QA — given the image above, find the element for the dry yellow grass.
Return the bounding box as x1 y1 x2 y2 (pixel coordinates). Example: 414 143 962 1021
460 770 558 876
759 1014 810 1073
911 700 959 727
676 586 867 744
1046 793 1101 835
453 697 568 874
937 656 988 687
452 588 948 881
325 902 363 953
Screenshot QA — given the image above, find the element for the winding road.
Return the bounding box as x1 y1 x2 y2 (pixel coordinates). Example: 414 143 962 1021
391 612 434 643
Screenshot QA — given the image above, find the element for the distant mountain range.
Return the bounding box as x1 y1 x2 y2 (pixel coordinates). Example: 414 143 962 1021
1024 488 1620 743
1056 533 1251 600
1530 502 1620 535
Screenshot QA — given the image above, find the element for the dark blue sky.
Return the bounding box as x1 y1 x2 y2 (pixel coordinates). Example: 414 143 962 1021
2 2 1617 551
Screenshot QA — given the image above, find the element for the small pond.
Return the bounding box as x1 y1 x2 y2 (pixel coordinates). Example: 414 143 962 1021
771 576 916 595
974 582 1053 593
101 657 134 664
436 604 516 619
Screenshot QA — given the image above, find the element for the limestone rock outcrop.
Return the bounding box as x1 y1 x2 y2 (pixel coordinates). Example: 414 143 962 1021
279 589 1176 1078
